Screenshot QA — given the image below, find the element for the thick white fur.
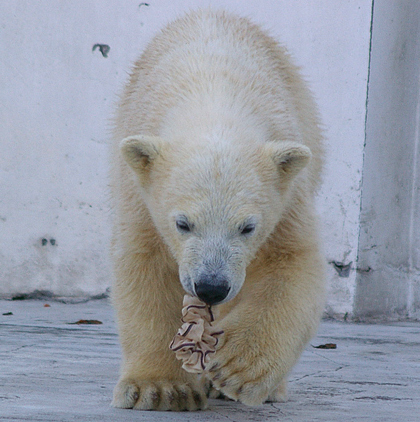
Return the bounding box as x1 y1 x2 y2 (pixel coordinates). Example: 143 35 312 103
110 9 326 411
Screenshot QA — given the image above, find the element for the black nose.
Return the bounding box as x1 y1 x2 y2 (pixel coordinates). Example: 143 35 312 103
194 282 230 305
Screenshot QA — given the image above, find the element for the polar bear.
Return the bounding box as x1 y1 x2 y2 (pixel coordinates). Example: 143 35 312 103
110 9 326 411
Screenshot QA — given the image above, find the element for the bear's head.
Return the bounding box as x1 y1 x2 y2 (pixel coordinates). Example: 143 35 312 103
121 135 311 305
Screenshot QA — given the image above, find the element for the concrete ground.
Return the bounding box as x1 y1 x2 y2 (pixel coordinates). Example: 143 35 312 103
1 298 419 422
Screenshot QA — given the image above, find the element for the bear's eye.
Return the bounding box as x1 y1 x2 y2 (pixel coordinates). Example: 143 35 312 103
240 224 256 236
176 219 192 233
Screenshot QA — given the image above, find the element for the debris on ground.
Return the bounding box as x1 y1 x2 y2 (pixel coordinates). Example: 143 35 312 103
313 343 337 349
69 319 103 325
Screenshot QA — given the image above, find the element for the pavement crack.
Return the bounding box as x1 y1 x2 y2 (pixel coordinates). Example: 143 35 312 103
7 344 37 353
309 349 348 366
211 408 237 421
354 396 413 402
332 380 408 386
291 365 344 383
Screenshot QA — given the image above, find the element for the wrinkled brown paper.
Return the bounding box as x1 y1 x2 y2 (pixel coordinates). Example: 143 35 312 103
169 295 224 373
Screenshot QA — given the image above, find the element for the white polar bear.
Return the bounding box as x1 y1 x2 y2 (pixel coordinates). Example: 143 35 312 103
110 9 326 411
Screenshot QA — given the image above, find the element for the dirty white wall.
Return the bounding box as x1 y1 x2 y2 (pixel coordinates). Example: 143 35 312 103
2 1 413 320
355 1 420 320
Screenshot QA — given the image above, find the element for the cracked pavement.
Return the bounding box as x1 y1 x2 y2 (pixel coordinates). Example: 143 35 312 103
1 299 419 421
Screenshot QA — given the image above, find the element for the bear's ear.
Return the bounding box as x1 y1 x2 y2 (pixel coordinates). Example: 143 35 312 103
120 135 163 173
265 141 312 181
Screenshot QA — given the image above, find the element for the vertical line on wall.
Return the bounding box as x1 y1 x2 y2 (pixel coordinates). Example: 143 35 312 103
363 0 375 147
354 0 375 315
407 72 420 318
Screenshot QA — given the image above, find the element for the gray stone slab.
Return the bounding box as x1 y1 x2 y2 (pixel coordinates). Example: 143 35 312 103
1 299 419 421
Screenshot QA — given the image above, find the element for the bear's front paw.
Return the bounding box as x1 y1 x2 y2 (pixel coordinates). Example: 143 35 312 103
206 344 278 406
112 378 207 411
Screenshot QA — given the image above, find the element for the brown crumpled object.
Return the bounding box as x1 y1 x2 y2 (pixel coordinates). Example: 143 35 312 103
169 295 224 373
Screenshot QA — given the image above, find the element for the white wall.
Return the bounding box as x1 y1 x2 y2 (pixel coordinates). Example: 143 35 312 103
355 1 420 320
1 1 372 315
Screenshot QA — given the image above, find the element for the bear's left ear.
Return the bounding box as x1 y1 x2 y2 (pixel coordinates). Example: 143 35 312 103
120 135 163 174
265 141 312 181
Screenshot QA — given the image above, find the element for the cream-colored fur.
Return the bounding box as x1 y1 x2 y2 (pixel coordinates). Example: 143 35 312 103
110 9 326 411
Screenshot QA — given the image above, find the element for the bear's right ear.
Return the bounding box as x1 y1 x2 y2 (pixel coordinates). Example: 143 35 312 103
120 135 163 174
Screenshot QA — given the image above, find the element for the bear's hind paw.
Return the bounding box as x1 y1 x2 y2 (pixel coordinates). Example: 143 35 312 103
266 379 288 403
112 379 207 411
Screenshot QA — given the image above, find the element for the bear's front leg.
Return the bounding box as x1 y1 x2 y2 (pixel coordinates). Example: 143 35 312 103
111 252 207 411
206 253 325 405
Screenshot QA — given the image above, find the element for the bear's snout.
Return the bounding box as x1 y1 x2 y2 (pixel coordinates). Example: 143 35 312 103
194 275 230 305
